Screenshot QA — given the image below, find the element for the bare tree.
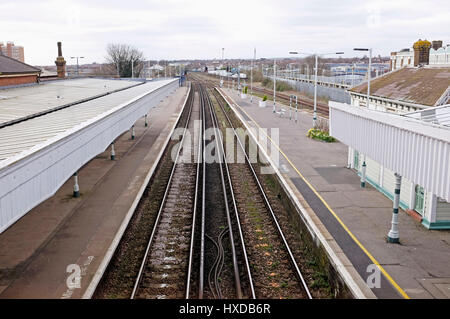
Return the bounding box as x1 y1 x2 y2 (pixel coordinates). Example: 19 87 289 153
105 43 145 78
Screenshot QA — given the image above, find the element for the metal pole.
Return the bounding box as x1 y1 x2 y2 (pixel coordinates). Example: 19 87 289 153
111 142 116 160
387 174 402 243
131 125 135 140
313 54 318 128
145 114 148 127
131 60 134 78
359 49 372 188
351 63 355 87
289 95 292 120
361 154 367 188
73 172 80 198
295 95 298 123
367 48 372 107
273 59 276 113
251 47 255 103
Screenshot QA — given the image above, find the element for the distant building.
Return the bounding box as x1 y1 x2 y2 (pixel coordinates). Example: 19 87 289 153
390 39 450 71
0 41 25 62
0 54 40 87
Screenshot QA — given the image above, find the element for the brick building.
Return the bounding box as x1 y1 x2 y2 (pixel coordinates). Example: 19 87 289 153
0 42 25 62
0 54 41 88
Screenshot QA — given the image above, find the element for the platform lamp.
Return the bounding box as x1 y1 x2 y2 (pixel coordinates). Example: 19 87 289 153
353 47 372 188
70 56 84 76
289 51 344 128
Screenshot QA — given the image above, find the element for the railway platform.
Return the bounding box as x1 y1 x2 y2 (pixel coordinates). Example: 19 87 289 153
0 86 189 299
219 87 450 299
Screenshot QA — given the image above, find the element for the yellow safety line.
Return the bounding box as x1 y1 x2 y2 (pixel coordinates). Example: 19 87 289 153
223 91 410 299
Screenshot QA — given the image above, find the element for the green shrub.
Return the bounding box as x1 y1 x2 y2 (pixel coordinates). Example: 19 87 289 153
263 95 268 101
243 86 248 94
307 128 336 142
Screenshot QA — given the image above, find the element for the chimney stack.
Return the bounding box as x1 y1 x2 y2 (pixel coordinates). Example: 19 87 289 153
55 41 66 78
432 40 443 50
413 39 431 66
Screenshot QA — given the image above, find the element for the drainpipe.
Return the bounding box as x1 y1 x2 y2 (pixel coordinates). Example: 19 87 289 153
387 173 402 243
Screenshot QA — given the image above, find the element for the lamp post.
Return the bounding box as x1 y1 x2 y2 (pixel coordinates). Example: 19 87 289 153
221 47 224 87
354 48 372 188
289 51 344 127
273 58 276 113
251 47 256 103
70 56 84 76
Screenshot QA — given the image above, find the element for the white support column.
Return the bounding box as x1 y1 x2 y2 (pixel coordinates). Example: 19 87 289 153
111 142 116 161
73 172 80 198
409 182 416 210
131 125 135 140
347 147 352 169
388 173 402 243
427 193 438 224
379 165 384 188
294 95 298 123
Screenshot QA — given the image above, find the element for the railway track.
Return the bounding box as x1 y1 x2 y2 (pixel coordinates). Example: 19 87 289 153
131 84 200 299
96 77 322 299
187 84 254 299
193 73 329 116
208 86 312 299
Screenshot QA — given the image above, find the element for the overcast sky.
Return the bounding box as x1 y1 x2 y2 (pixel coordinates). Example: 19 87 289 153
1 0 449 66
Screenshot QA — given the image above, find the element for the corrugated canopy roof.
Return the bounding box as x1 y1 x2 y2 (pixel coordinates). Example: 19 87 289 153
349 66 450 106
0 54 41 75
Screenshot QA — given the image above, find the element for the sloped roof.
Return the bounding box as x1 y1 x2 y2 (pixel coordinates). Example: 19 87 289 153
0 54 41 75
349 66 450 106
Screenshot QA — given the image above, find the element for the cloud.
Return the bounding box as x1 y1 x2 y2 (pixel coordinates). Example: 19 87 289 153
1 0 449 65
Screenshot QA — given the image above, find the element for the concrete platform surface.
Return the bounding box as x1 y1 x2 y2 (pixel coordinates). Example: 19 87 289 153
0 85 188 299
221 88 450 299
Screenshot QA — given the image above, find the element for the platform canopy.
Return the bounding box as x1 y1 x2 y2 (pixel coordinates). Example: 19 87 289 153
329 101 450 202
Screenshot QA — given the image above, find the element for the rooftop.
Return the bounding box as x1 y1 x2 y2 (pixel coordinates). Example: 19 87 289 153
349 66 450 106
0 78 175 165
0 78 142 127
0 54 40 75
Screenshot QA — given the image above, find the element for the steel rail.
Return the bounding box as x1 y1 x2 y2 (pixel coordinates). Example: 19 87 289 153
130 86 196 299
199 83 207 298
204 86 257 299
185 83 204 298
212 87 313 299
201 84 243 299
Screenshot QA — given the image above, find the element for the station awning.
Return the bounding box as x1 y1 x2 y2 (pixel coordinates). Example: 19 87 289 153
329 101 450 202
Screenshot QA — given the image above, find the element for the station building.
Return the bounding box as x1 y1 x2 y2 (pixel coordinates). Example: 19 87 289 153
390 39 450 71
343 61 450 229
0 54 41 88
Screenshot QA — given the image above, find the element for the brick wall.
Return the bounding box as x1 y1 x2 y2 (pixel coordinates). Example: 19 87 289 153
0 75 38 87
